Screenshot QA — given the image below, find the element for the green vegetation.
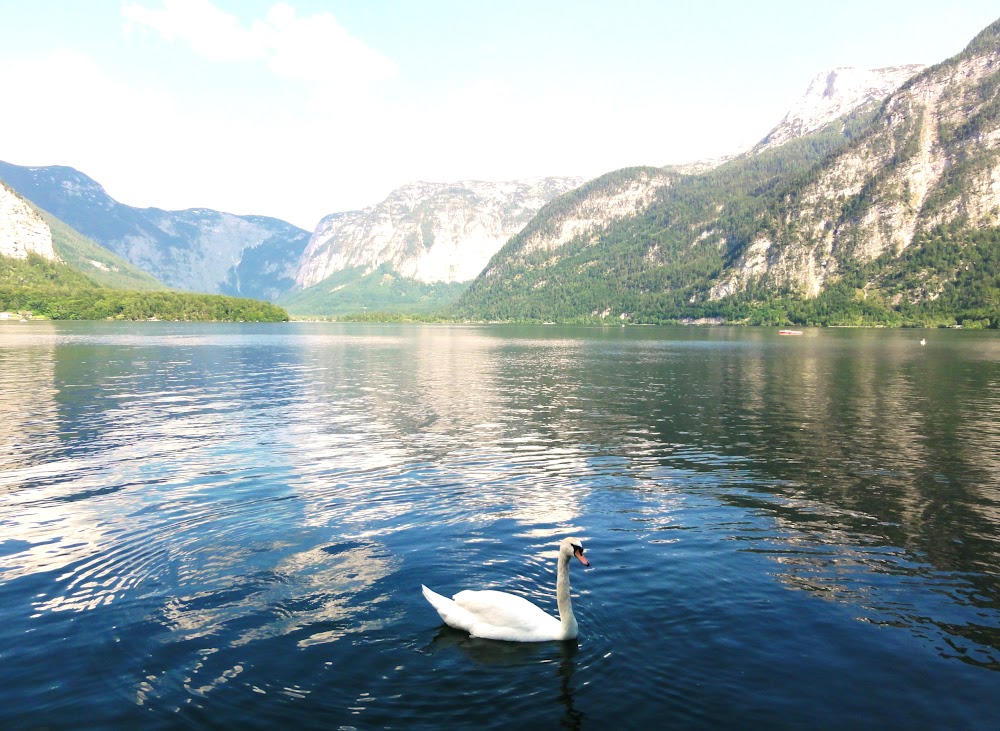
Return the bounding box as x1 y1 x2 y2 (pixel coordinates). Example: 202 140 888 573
443 222 1000 328
280 263 468 317
451 120 872 324
40 208 167 291
783 225 1000 328
444 35 1000 330
293 311 455 323
0 253 288 321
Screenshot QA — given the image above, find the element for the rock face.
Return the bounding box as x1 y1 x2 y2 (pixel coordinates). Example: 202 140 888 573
295 177 585 287
710 29 1000 300
518 169 674 257
457 19 1000 322
0 161 309 299
477 167 677 283
756 65 925 152
0 180 55 261
472 65 926 286
247 64 936 303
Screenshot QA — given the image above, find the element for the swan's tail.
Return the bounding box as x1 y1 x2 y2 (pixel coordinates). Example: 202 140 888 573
421 584 477 633
421 584 449 609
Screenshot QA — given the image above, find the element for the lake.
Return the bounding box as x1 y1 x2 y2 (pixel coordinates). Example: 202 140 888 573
1 321 998 729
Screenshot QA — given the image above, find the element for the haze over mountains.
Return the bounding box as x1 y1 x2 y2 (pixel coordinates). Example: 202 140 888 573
2 18 999 326
0 161 309 301
0 63 924 309
754 64 926 152
297 177 587 288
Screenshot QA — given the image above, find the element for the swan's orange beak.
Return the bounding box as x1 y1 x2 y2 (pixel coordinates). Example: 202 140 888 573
574 547 590 567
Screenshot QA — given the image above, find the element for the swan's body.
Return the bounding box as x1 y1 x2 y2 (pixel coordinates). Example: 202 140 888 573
421 537 590 642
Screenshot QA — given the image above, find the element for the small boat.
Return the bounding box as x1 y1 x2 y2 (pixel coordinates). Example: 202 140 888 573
778 329 803 335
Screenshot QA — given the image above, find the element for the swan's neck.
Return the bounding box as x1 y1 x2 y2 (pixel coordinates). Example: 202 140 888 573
556 554 578 639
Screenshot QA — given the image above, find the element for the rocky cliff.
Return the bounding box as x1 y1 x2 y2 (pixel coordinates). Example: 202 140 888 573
0 180 56 261
295 177 586 288
474 166 677 285
756 65 925 152
454 18 1000 323
517 169 675 257
710 28 1000 300
465 65 926 303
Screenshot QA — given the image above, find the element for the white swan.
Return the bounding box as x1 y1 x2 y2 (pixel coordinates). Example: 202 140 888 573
421 537 590 642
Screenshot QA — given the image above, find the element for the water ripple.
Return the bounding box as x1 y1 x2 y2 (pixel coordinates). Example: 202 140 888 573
1 323 999 729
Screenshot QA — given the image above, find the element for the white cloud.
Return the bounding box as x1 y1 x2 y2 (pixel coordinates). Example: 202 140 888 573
122 0 396 87
0 49 176 166
0 47 291 220
0 4 769 231
122 0 258 62
253 3 397 85
0 43 758 231
391 79 707 184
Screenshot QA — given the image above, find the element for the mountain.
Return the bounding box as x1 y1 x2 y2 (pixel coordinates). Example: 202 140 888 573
661 66 925 176
1 179 57 261
0 161 309 300
755 65 926 152
281 263 469 317
0 245 288 320
285 177 585 314
453 20 1000 327
0 181 287 321
1 178 164 290
297 177 586 286
707 23 1000 306
40 208 167 291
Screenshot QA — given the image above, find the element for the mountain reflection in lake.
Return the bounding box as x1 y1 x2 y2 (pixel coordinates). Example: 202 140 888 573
1 322 998 729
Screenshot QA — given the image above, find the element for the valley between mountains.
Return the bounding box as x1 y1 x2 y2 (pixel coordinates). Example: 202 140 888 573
3 18 1000 326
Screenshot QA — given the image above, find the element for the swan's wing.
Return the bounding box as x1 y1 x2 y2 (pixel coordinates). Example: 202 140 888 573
452 589 559 635
422 584 481 634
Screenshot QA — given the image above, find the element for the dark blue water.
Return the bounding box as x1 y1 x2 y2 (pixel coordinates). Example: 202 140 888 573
1 322 998 729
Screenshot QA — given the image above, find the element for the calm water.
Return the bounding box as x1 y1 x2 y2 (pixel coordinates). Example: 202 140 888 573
1 321 999 730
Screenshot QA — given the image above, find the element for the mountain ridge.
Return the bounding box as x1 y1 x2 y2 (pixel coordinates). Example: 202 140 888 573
707 27 1000 304
755 65 926 153
3 20 997 326
452 18 1000 326
295 176 587 290
0 161 309 300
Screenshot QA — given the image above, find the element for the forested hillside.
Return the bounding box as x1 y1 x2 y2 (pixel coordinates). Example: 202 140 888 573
453 121 872 322
0 253 288 321
40 209 167 292
451 19 1000 328
280 263 468 316
0 161 309 299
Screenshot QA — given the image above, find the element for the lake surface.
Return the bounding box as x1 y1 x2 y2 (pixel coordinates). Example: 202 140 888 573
1 321 999 729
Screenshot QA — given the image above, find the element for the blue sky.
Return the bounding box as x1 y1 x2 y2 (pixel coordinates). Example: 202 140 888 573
0 1 997 230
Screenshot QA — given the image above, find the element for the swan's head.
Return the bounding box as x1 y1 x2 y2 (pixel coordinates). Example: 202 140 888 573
560 537 590 567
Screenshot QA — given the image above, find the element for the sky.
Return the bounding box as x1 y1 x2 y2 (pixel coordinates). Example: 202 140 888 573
0 1 997 231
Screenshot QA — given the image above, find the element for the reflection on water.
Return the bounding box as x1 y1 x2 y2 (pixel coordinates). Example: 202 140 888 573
697 332 1000 670
0 321 998 729
425 628 585 730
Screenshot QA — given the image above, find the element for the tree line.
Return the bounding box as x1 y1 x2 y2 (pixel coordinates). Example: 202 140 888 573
1 253 288 322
